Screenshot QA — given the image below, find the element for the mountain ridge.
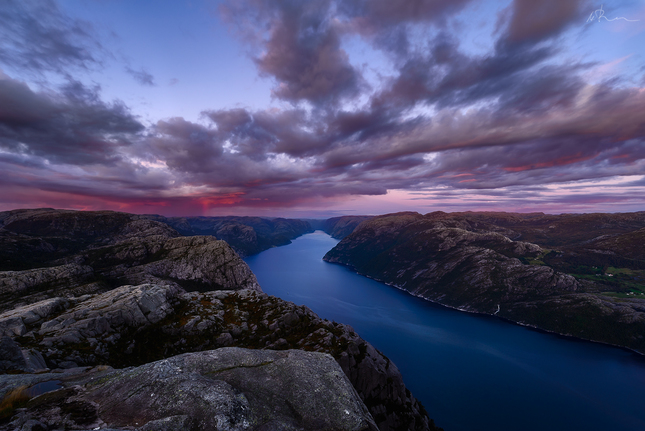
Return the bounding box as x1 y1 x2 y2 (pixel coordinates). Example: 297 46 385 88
323 211 645 354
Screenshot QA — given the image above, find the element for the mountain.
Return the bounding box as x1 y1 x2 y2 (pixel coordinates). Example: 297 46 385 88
0 209 259 313
144 214 313 256
322 216 373 239
0 209 437 431
324 211 645 354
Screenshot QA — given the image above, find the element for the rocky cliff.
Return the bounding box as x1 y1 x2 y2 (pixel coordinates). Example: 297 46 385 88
0 209 438 431
324 212 645 354
0 209 259 314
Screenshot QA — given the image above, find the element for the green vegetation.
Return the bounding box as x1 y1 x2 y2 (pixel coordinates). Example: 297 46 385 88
527 249 551 265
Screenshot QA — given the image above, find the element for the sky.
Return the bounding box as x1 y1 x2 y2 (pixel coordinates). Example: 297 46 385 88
0 0 644 218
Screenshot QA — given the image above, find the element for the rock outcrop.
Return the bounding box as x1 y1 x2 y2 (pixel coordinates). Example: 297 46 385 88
324 212 645 354
0 209 438 431
0 348 379 431
0 284 434 430
0 209 259 313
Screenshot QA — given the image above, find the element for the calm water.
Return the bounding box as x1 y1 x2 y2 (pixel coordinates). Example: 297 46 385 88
244 231 645 431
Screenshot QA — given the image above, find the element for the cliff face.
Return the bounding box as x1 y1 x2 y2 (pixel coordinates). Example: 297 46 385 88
145 215 314 256
0 209 437 431
324 212 645 354
0 209 260 314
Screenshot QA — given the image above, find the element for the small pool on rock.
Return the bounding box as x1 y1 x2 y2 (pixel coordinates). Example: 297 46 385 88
28 380 62 397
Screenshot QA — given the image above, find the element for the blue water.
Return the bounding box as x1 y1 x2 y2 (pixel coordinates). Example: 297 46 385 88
244 231 645 431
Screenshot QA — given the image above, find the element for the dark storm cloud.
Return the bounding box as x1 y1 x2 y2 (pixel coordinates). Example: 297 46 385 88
342 0 474 27
0 75 143 166
338 0 475 57
0 0 103 76
147 117 223 173
206 108 330 158
125 67 156 86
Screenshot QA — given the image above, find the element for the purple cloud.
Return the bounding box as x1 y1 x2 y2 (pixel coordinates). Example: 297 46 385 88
0 0 103 76
0 0 642 216
0 75 143 166
125 67 156 86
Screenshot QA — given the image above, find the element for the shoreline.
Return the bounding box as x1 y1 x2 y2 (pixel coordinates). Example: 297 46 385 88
323 258 645 358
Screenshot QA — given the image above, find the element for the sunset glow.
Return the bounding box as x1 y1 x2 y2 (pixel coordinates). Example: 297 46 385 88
1 0 644 217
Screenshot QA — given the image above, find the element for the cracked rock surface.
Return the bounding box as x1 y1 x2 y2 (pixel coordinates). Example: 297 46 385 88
0 286 435 430
1 348 378 431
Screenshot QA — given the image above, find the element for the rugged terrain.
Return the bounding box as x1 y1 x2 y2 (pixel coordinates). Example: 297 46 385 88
145 215 313 256
321 216 373 239
0 209 437 431
324 211 645 354
0 347 378 431
0 209 259 313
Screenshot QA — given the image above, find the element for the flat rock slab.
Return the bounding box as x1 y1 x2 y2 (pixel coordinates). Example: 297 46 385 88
1 348 378 431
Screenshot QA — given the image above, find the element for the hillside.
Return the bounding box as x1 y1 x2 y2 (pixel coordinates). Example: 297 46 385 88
0 209 437 431
322 216 373 239
324 211 645 354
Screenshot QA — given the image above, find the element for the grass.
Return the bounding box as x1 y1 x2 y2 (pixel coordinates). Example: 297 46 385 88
0 386 31 421
527 249 551 266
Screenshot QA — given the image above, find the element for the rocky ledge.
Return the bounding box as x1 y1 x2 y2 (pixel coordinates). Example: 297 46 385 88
0 209 438 431
324 212 645 354
0 285 435 430
0 348 378 431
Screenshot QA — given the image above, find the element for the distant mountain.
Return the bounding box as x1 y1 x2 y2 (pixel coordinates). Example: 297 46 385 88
322 216 373 239
144 214 313 256
0 208 260 312
324 211 645 354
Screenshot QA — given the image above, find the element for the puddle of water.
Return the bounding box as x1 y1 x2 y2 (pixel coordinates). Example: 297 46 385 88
28 380 62 396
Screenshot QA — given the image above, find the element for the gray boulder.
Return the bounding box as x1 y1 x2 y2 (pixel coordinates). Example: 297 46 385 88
2 348 378 431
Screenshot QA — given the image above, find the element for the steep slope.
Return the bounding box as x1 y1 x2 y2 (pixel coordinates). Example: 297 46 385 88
0 209 259 313
1 286 436 431
0 209 438 431
324 212 645 354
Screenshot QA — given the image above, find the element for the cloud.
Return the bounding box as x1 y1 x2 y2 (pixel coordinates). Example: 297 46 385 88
0 74 143 166
125 67 156 86
221 0 364 106
499 0 589 46
0 0 103 76
0 0 643 216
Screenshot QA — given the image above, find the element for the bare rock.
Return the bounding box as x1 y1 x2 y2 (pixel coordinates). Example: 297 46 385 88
1 348 378 431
